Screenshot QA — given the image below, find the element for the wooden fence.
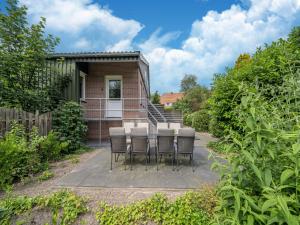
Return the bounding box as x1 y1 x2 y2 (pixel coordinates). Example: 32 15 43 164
0 108 52 138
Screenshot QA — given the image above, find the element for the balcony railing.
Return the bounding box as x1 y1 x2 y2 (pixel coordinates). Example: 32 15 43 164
80 98 149 121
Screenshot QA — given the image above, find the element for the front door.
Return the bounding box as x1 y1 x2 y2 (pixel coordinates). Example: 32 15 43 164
105 76 122 118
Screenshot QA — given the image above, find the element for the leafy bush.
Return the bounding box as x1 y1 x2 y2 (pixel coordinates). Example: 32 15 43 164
0 190 87 225
183 113 192 127
0 123 43 190
208 28 300 137
190 109 210 132
37 170 54 182
38 131 69 162
215 74 300 224
174 86 210 114
207 141 233 155
52 101 87 153
164 106 173 112
96 189 216 225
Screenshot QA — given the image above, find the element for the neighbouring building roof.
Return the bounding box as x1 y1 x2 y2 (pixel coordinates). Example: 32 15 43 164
47 51 149 65
160 92 184 105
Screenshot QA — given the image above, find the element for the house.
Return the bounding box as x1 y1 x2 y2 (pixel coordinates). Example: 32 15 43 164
160 92 184 107
47 51 152 143
47 51 183 144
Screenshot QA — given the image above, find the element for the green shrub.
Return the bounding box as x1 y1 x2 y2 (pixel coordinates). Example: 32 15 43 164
0 190 87 225
164 106 173 112
183 113 192 126
216 74 300 224
38 131 69 161
207 140 238 155
190 109 210 132
208 28 300 137
52 101 87 153
37 170 54 182
0 123 43 190
96 190 216 225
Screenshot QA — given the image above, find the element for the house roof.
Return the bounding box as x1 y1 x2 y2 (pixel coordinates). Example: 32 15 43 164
47 51 149 65
160 92 184 104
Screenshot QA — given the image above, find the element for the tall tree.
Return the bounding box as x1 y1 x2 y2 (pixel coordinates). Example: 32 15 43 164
180 74 198 92
151 91 160 104
0 0 60 112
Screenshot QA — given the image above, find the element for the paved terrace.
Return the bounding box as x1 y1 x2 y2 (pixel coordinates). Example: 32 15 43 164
55 133 224 189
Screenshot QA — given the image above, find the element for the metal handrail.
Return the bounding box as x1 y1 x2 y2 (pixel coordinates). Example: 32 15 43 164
147 100 167 122
148 110 158 125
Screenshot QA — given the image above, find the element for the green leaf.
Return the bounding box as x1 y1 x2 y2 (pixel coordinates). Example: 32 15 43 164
292 143 300 154
242 150 254 163
280 169 294 185
250 164 263 183
264 169 272 187
247 215 254 225
246 117 255 130
261 198 277 212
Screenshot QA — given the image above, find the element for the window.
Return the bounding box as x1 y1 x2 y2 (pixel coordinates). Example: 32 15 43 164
108 80 121 99
79 72 86 100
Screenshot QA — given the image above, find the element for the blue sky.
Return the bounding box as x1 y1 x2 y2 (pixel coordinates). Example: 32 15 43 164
2 0 300 93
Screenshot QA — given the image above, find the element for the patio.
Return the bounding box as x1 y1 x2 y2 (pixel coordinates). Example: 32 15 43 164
55 133 224 189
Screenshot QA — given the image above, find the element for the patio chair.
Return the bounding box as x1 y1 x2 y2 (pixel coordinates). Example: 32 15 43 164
130 127 150 170
176 128 195 172
156 129 175 171
123 122 135 134
157 122 168 130
123 122 135 144
137 122 149 134
109 127 130 170
169 123 181 135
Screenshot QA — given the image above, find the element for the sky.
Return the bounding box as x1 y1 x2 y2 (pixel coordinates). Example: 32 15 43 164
2 0 300 93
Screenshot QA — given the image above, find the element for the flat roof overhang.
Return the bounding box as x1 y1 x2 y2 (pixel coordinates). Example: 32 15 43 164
47 51 148 65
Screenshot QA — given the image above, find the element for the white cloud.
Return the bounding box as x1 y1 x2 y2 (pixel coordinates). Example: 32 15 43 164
20 0 143 51
139 29 181 52
74 38 90 49
20 0 300 92
141 0 300 92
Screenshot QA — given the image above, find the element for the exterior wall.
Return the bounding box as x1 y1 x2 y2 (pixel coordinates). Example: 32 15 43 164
87 120 122 141
83 62 148 140
45 59 79 102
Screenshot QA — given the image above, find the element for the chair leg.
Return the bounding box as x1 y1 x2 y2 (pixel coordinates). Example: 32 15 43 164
111 152 113 170
145 153 148 171
172 153 174 171
124 153 127 170
157 153 159 171
130 152 132 170
176 153 179 171
191 153 195 172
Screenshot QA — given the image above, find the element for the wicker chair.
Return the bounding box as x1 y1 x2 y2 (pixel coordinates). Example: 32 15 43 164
130 127 150 170
157 122 168 130
156 129 175 171
176 128 195 172
169 123 181 135
109 127 129 170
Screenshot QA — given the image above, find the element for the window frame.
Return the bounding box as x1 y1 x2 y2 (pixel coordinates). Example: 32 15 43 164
79 72 86 101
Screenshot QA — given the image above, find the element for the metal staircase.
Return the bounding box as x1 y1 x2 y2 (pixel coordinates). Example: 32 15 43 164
147 102 183 126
